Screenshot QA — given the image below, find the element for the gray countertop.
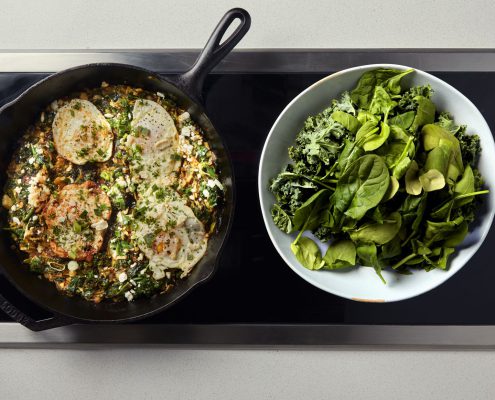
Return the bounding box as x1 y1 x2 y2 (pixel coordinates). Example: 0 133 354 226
1 0 495 399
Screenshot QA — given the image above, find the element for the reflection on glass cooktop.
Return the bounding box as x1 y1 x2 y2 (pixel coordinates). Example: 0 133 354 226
0 71 494 325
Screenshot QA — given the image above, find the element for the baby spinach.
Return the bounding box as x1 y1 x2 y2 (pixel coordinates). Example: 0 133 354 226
331 110 361 134
349 212 402 245
270 68 488 282
291 237 325 271
333 155 390 221
350 68 412 109
293 189 330 231
323 240 356 269
369 86 396 117
389 111 415 130
410 96 435 132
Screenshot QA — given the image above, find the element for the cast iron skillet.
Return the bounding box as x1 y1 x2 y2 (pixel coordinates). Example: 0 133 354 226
0 8 250 331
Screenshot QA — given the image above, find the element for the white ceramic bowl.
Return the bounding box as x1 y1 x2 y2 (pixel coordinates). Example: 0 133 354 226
258 64 495 302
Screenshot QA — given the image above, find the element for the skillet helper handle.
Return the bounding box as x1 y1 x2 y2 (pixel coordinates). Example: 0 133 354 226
178 8 251 101
0 292 72 331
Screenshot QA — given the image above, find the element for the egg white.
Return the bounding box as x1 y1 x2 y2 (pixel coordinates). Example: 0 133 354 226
52 99 113 165
128 99 181 186
132 188 207 279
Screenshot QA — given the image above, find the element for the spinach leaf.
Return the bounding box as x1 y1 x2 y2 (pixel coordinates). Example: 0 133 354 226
323 240 356 269
362 122 391 152
401 192 427 228
453 164 475 207
350 68 412 108
369 86 396 117
333 155 390 221
336 139 364 175
422 124 463 174
424 216 464 246
381 237 402 259
357 110 380 125
383 69 414 95
356 121 380 146
389 111 415 130
349 212 402 245
433 247 456 270
293 189 330 231
410 96 435 133
331 110 361 134
356 243 385 283
291 237 325 270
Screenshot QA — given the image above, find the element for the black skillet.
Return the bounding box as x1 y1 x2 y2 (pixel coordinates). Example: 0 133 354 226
0 8 250 331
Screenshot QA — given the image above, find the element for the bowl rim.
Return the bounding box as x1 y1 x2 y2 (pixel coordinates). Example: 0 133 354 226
258 63 495 302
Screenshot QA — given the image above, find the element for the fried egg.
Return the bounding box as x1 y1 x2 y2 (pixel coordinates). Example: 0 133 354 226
52 99 113 165
42 181 112 261
127 99 181 186
133 187 207 279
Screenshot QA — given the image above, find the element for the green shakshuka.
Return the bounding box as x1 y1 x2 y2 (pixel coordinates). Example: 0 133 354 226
2 83 223 303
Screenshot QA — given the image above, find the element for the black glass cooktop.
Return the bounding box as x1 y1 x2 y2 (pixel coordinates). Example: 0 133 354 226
0 70 494 326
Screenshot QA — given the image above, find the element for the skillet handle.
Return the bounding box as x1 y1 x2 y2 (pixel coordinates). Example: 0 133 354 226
177 8 251 102
0 292 72 332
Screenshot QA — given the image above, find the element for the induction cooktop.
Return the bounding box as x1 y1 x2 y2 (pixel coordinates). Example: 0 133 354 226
1 50 495 347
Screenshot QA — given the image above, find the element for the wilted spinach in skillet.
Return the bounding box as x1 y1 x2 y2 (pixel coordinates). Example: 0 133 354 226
270 68 489 281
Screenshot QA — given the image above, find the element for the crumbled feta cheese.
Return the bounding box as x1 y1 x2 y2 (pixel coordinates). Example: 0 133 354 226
152 268 165 280
104 113 114 118
115 176 127 188
16 179 21 185
101 81 109 88
203 189 209 198
58 216 66 223
28 157 35 164
32 215 38 221
178 112 190 123
67 261 79 271
124 291 134 301
137 253 144 261
12 216 20 225
156 91 165 98
180 126 193 137
165 271 171 279
130 279 136 286
10 204 17 211
50 100 58 111
128 112 132 120
118 272 128 282
182 144 193 155
40 112 45 123
205 179 224 190
91 219 108 231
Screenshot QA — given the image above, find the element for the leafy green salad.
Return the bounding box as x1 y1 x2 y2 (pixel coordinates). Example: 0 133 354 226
269 68 488 282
